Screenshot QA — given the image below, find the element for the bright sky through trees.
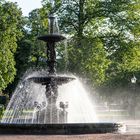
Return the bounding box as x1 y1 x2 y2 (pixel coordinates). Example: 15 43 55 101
7 0 42 16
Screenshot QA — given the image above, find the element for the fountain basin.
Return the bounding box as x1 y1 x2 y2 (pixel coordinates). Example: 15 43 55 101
28 75 75 85
0 123 121 135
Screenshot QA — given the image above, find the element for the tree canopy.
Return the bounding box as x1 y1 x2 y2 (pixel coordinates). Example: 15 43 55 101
54 0 140 87
1 0 140 96
0 1 23 91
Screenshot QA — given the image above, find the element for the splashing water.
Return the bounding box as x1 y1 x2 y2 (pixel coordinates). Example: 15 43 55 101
57 78 98 123
64 40 69 71
48 15 60 34
49 0 55 8
54 17 60 34
1 80 46 124
1 71 98 124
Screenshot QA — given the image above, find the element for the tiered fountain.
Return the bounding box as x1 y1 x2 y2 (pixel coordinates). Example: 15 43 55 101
28 14 75 124
0 4 121 134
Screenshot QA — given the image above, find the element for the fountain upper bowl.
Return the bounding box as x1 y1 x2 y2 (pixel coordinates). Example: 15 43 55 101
38 34 66 42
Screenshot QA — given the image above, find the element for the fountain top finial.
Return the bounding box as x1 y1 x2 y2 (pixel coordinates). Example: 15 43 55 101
38 12 66 42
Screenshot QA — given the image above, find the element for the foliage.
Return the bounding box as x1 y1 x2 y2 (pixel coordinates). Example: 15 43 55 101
0 1 23 91
99 0 140 87
27 8 49 67
0 105 4 119
80 38 111 85
2 0 140 96
55 0 140 88
5 8 49 94
56 37 110 85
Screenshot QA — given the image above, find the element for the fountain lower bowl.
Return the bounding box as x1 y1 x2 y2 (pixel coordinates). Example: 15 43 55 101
28 75 75 85
0 123 121 134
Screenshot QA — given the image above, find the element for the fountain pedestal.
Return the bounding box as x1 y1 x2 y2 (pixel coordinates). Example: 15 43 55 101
37 105 59 124
28 14 75 124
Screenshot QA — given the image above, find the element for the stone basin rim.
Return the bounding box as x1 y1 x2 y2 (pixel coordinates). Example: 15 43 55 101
0 122 121 135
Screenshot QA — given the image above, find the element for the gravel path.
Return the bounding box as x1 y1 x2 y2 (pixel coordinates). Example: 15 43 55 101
0 134 140 140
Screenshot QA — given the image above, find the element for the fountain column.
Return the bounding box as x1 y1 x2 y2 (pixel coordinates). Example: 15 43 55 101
30 11 75 124
44 15 59 123
47 15 57 74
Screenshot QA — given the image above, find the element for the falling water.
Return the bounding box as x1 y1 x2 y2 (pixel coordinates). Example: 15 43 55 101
1 80 46 124
48 15 60 34
1 71 98 124
54 17 60 34
48 0 60 34
64 39 69 71
49 0 55 8
57 78 98 123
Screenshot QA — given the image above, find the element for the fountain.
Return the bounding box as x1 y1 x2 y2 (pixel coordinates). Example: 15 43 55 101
0 1 121 134
27 14 76 123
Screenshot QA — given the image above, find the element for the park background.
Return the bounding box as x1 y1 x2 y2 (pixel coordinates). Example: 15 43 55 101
0 0 140 120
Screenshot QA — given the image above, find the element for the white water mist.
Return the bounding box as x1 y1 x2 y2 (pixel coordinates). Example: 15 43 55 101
57 78 98 123
1 71 98 124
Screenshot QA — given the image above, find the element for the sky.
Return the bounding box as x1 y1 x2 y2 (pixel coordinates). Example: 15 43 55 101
7 0 42 16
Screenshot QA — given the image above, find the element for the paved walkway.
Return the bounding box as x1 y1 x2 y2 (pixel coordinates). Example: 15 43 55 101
0 134 140 140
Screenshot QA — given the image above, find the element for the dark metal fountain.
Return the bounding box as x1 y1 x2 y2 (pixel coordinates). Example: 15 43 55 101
28 14 75 124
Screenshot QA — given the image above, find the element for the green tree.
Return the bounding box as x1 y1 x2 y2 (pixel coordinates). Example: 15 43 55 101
0 1 23 91
55 0 140 87
27 8 49 67
53 0 111 85
5 8 50 94
98 0 140 87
